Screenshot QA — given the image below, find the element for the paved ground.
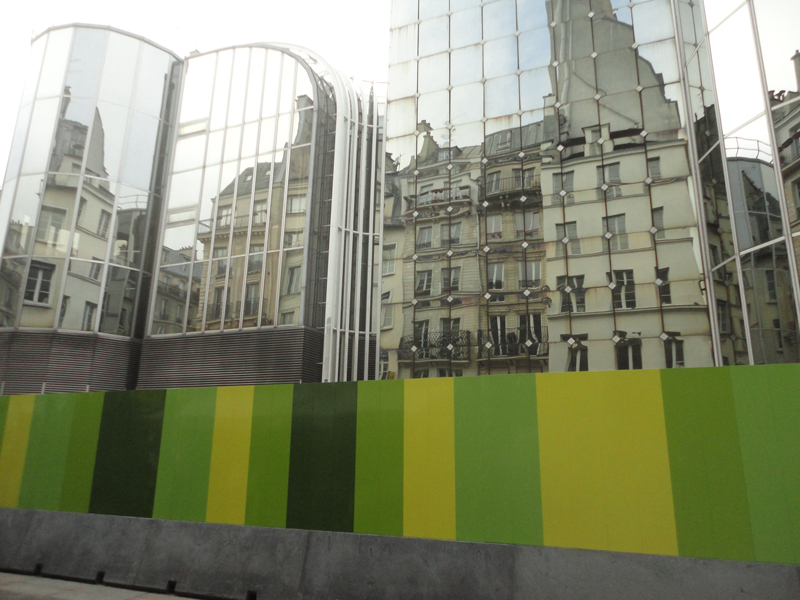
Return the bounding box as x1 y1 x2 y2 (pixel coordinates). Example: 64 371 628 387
0 573 168 600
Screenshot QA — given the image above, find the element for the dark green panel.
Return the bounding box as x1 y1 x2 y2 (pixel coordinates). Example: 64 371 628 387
18 394 76 510
89 390 166 518
60 392 105 513
0 396 10 453
152 388 216 522
353 380 404 536
286 382 358 532
454 374 543 545
661 368 754 561
731 365 800 564
245 385 293 528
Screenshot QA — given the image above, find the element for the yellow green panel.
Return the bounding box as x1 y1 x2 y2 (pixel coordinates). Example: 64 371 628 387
206 386 254 525
403 378 456 541
537 371 678 555
0 395 36 508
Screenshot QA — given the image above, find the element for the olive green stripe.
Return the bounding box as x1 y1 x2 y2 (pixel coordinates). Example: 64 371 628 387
18 394 76 510
245 384 293 527
152 388 217 522
661 367 754 561
454 374 543 545
353 380 404 536
731 365 800 564
0 397 9 452
59 392 105 513
89 390 166 518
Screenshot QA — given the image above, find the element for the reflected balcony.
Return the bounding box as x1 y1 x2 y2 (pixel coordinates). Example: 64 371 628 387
397 330 471 362
157 281 187 299
484 175 541 199
416 185 472 207
477 327 549 359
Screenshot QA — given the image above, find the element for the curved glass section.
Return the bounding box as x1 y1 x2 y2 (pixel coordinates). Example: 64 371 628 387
0 26 180 335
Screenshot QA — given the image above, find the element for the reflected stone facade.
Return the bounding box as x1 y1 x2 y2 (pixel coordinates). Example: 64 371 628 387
0 26 382 392
380 0 800 378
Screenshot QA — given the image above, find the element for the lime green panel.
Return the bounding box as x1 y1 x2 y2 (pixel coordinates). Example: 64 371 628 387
661 367 755 561
60 392 105 513
245 385 294 527
454 374 543 545
18 394 77 510
731 365 800 564
353 380 404 536
152 388 217 522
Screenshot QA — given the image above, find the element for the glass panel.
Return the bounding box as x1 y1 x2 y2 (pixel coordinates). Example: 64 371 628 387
417 91 449 130
162 225 196 265
5 103 33 182
420 0 447 20
71 177 114 262
86 101 129 181
418 53 449 94
206 130 224 166
154 264 190 335
483 0 516 41
257 117 276 155
6 175 44 256
0 257 27 327
637 40 680 86
65 28 106 99
520 68 552 112
205 257 228 331
210 50 233 130
197 165 221 256
227 48 250 127
389 24 419 65
519 29 551 71
278 249 303 325
173 135 208 173
451 7 482 49
279 56 297 114
485 75 519 118
392 0 418 28
133 44 171 117
260 252 279 325
121 111 159 190
729 154 785 250
60 259 103 331
451 84 484 124
19 257 65 328
167 168 203 210
451 46 483 86
262 50 281 117
99 34 140 106
485 37 518 79
419 17 449 57
32 174 79 258
20 36 46 107
36 29 73 99
517 0 548 31
20 98 60 175
386 98 417 138
179 53 217 124
245 49 266 124
99 266 139 336
185 261 204 332
243 253 264 327
223 126 242 162
632 0 674 44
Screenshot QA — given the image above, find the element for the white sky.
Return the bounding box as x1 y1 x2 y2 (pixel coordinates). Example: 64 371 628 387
0 0 391 177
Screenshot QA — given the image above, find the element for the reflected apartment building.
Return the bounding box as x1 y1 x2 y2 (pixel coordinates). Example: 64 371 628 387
0 25 382 393
380 0 800 378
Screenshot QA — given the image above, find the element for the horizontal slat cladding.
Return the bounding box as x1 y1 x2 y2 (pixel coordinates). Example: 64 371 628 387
137 328 324 389
0 332 140 394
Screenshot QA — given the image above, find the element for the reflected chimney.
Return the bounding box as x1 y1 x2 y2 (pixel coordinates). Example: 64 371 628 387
793 50 800 92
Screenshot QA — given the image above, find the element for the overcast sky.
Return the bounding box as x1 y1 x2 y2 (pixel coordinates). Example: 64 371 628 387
0 0 797 176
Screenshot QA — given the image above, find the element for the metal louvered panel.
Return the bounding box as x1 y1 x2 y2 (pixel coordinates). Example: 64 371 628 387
137 327 324 389
0 332 140 395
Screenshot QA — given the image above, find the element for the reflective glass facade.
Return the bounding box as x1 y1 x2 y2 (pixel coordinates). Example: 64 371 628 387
0 25 179 338
380 0 800 378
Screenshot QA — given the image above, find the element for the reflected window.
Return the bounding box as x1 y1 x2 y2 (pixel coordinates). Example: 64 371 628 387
665 338 684 368
567 345 589 372
415 270 432 296
441 267 461 292
657 267 672 304
556 222 580 256
616 342 643 370
557 275 585 313
98 210 111 238
553 171 574 197
717 300 730 334
413 369 430 379
82 301 97 331
280 311 295 325
653 207 665 239
382 244 396 275
417 226 432 249
58 296 69 327
35 207 67 245
597 163 622 198
513 168 537 188
519 261 541 288
488 263 504 290
765 270 777 302
515 211 539 237
487 215 502 240
609 270 636 309
253 201 267 225
381 299 393 329
441 222 461 245
287 195 306 214
285 266 301 294
487 171 501 193
648 157 662 179
24 261 55 305
603 214 628 251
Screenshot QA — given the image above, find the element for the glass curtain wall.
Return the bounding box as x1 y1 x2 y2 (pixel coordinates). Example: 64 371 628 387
381 0 800 378
0 25 179 338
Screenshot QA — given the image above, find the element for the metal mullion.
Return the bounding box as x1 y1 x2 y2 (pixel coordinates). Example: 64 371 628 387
671 0 724 365
351 91 370 381
342 110 360 380
14 29 77 331
374 105 385 380
365 93 381 380
272 56 298 329
298 68 320 329
745 0 800 339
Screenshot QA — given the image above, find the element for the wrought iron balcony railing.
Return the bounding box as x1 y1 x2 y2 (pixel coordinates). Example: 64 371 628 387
398 330 471 361
477 327 549 358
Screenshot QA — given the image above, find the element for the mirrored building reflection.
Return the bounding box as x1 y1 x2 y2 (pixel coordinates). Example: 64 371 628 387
380 0 800 379
0 25 179 393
